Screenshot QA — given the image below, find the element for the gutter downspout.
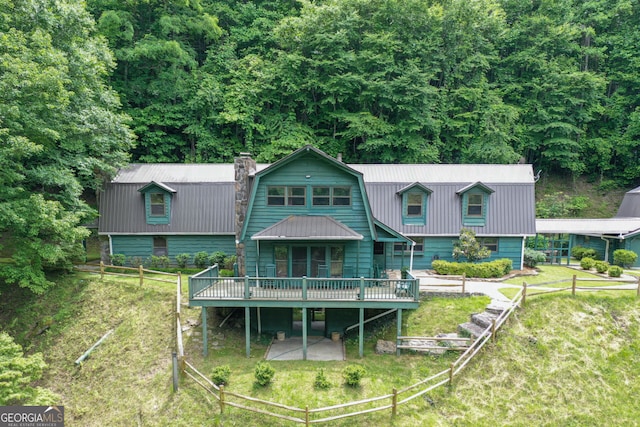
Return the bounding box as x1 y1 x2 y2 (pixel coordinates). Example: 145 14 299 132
520 237 526 270
601 236 611 263
409 241 415 273
108 235 113 258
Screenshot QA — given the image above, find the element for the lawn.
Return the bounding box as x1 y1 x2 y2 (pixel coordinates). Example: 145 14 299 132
1 268 638 426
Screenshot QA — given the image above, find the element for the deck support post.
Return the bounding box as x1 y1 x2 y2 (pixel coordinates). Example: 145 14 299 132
245 307 251 358
202 307 208 357
396 308 403 356
302 307 308 360
358 307 364 358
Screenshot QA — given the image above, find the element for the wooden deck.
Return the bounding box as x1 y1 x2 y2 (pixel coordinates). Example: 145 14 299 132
189 268 419 306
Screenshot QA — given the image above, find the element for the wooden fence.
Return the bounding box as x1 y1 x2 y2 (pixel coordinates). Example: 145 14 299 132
419 274 467 293
520 274 640 304
75 261 179 285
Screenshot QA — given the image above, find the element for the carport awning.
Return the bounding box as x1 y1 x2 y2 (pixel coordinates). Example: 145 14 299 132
251 215 364 240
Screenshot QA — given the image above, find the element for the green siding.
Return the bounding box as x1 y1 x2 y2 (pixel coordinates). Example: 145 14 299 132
111 235 236 265
142 189 172 225
385 236 524 270
572 235 608 261
244 153 374 277
625 237 640 267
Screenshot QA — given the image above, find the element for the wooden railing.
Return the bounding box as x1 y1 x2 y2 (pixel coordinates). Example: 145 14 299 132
75 261 178 284
189 266 420 302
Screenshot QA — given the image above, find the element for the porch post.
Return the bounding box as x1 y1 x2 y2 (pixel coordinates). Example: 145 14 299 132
396 309 403 356
202 307 208 357
302 307 308 360
358 307 364 358
245 307 251 358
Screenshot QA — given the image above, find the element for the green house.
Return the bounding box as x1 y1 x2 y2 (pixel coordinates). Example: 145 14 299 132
99 145 537 357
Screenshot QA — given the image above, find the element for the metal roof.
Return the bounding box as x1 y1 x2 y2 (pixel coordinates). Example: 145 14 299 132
251 216 363 240
616 185 640 218
350 164 534 183
536 218 640 238
100 160 536 237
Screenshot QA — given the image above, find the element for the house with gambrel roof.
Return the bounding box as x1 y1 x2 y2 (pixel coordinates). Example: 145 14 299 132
99 145 536 357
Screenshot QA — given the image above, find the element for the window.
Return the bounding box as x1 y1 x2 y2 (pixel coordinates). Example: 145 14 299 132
150 193 166 216
467 194 483 216
333 187 351 206
267 186 306 206
267 186 285 205
394 238 424 253
153 237 168 256
288 187 306 206
406 193 423 216
312 186 351 206
480 237 498 252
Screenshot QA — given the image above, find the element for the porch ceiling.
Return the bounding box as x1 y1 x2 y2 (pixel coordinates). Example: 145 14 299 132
251 215 364 241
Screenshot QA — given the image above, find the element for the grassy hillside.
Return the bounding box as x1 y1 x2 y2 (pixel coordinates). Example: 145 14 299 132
0 270 638 425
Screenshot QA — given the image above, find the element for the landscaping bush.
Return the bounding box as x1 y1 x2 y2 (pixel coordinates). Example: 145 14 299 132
128 256 144 267
223 255 237 270
432 258 512 278
608 265 623 277
524 248 546 268
314 368 331 390
254 361 275 386
571 246 597 261
109 254 126 266
613 249 637 268
194 251 209 269
580 257 595 270
209 251 226 267
594 260 609 274
175 253 191 269
219 269 234 277
211 365 231 386
150 255 170 269
343 364 366 387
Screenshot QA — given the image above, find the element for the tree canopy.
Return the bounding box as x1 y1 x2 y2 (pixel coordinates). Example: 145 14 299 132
0 0 134 293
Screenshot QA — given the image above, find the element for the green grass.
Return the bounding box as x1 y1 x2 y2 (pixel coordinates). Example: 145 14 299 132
1 270 639 425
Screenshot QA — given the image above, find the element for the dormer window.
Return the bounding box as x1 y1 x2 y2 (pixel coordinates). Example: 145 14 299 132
397 182 432 225
457 182 494 227
150 193 166 216
138 181 176 225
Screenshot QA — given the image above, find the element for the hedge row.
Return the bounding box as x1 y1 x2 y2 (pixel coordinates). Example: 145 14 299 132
432 259 513 278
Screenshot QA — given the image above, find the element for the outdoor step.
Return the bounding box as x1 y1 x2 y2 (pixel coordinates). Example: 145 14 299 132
458 322 487 339
485 301 513 315
471 311 499 329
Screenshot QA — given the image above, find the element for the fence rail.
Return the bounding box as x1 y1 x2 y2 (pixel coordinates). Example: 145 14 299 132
75 261 179 285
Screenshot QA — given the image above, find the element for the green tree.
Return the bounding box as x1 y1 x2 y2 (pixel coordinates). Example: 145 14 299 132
0 0 134 293
0 332 57 405
452 228 491 262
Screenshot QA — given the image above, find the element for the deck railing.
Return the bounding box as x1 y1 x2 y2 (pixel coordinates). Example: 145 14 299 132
189 267 419 302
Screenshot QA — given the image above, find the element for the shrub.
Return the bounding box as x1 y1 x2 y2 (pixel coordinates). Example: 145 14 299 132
524 248 546 268
211 365 231 386
109 254 126 266
150 255 170 269
209 251 226 267
223 255 237 270
452 228 491 262
254 361 275 387
594 261 609 274
129 256 144 267
175 253 191 268
342 364 366 387
194 251 209 269
314 369 331 390
219 269 234 277
608 265 623 277
580 257 595 270
613 249 637 268
571 246 597 261
431 259 512 278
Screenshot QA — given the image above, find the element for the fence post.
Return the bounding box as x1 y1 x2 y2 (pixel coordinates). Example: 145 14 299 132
522 282 527 306
305 406 310 426
219 385 225 413
100 261 105 280
449 362 454 387
636 277 639 298
392 388 397 417
491 319 496 343
172 352 179 392
139 265 144 286
572 274 576 296
461 273 466 294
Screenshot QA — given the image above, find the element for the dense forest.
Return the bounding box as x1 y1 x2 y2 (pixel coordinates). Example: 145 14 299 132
2 0 640 292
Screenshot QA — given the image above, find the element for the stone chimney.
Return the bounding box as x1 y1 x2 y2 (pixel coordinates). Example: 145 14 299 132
234 153 256 276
